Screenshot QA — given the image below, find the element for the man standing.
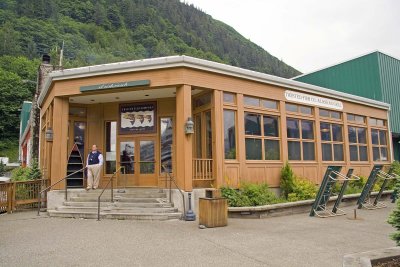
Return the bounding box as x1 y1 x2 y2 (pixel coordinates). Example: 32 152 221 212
86 144 103 190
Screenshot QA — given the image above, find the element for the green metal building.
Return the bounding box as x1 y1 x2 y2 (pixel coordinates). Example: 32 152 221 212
293 51 400 160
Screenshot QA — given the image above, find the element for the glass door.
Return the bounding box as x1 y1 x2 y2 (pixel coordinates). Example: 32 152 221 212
118 137 157 187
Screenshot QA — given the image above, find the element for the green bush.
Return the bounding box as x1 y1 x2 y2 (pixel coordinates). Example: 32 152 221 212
221 183 284 207
28 159 42 180
10 167 30 181
388 199 400 245
280 162 295 198
0 159 5 176
287 178 317 202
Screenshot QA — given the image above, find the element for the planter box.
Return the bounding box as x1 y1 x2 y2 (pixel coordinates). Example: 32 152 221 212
228 191 393 219
199 198 228 227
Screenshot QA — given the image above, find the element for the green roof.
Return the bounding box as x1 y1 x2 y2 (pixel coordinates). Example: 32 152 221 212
294 51 400 134
20 101 32 139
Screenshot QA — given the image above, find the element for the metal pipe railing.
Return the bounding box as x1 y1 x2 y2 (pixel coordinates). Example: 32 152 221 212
97 166 124 221
162 164 185 219
37 167 86 216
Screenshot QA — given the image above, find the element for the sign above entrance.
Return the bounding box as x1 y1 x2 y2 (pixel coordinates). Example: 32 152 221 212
284 90 344 110
119 102 157 134
80 80 150 92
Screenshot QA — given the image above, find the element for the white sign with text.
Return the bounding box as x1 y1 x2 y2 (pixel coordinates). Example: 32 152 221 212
284 90 343 110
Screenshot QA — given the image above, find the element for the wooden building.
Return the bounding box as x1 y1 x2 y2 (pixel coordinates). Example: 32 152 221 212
37 56 392 192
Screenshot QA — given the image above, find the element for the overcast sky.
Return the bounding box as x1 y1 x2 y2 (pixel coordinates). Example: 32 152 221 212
182 0 400 73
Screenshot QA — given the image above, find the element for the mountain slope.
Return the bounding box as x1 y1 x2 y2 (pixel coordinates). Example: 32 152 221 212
0 0 300 78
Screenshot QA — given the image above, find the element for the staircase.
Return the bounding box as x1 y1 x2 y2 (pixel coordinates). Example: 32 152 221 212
47 188 182 221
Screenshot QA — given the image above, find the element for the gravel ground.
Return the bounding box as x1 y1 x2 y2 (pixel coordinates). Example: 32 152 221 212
0 201 396 267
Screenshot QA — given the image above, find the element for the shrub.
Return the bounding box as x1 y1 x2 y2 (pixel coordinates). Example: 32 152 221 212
388 199 400 245
10 167 30 181
28 159 42 180
221 182 284 207
0 159 5 176
280 162 295 198
287 177 317 202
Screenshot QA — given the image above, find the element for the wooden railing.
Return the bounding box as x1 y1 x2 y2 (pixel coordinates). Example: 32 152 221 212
0 179 49 213
192 158 213 180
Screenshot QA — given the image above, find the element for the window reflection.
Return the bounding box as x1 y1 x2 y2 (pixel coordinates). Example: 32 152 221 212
160 118 173 173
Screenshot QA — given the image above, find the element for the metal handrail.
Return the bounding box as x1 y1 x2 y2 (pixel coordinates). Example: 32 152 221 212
97 166 124 221
377 170 399 180
162 164 186 219
37 167 87 216
330 170 361 181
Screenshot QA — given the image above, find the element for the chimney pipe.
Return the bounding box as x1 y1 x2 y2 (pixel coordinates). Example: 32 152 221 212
42 54 50 64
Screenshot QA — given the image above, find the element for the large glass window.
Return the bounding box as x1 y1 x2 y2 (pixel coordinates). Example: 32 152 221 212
320 122 344 161
193 93 211 109
160 118 173 173
223 93 235 104
224 110 236 159
105 121 117 174
140 141 155 174
371 129 388 161
194 110 213 159
244 95 278 110
244 113 280 160
347 114 365 124
348 126 368 161
287 118 315 161
285 103 313 115
245 113 261 135
319 109 341 120
205 111 212 158
120 141 134 174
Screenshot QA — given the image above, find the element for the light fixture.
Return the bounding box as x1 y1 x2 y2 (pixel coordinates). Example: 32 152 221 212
185 117 194 134
45 128 53 142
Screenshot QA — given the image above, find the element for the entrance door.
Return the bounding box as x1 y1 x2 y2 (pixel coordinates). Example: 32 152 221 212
118 137 157 187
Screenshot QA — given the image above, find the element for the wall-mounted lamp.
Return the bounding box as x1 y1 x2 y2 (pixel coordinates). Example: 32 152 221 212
45 128 53 142
185 117 194 134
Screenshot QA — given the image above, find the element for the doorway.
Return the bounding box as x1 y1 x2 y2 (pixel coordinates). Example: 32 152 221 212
118 137 157 187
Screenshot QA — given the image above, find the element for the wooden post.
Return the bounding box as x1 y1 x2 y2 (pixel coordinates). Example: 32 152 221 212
175 85 193 191
212 90 224 188
50 97 69 189
7 183 12 213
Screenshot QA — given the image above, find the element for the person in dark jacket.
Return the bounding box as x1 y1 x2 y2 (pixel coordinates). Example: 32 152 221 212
86 144 103 190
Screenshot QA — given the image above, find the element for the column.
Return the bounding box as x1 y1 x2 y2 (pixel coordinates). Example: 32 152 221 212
50 97 69 189
212 90 224 188
175 85 193 191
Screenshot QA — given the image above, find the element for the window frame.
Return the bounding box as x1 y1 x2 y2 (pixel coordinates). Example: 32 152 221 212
320 121 345 162
243 107 281 161
286 116 316 161
347 125 368 162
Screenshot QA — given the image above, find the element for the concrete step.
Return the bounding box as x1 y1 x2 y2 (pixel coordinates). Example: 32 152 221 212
63 201 173 208
69 196 165 203
47 210 182 220
56 206 178 213
77 192 167 198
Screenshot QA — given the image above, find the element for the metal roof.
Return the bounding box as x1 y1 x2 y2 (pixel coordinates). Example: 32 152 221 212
19 101 32 139
38 55 390 110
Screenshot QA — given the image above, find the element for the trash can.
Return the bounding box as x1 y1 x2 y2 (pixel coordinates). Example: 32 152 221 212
199 190 228 228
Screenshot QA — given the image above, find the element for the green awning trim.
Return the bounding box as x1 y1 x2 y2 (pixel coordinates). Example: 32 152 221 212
80 80 150 92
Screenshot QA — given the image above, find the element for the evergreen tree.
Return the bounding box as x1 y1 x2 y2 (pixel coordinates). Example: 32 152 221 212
388 200 400 245
0 159 5 176
28 158 42 180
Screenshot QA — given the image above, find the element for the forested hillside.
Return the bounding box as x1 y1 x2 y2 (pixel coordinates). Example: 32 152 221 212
0 0 300 160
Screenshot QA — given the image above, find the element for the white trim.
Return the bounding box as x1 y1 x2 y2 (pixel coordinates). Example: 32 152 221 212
292 50 400 80
38 55 390 110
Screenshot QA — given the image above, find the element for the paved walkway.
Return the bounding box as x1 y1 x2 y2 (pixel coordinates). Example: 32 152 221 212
0 201 396 267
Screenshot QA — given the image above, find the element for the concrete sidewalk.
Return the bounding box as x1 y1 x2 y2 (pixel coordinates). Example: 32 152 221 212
0 201 396 267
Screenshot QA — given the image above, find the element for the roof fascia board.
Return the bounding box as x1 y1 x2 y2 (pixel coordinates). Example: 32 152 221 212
38 55 390 110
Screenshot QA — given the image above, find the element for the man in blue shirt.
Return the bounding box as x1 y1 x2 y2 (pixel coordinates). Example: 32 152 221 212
86 144 103 190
